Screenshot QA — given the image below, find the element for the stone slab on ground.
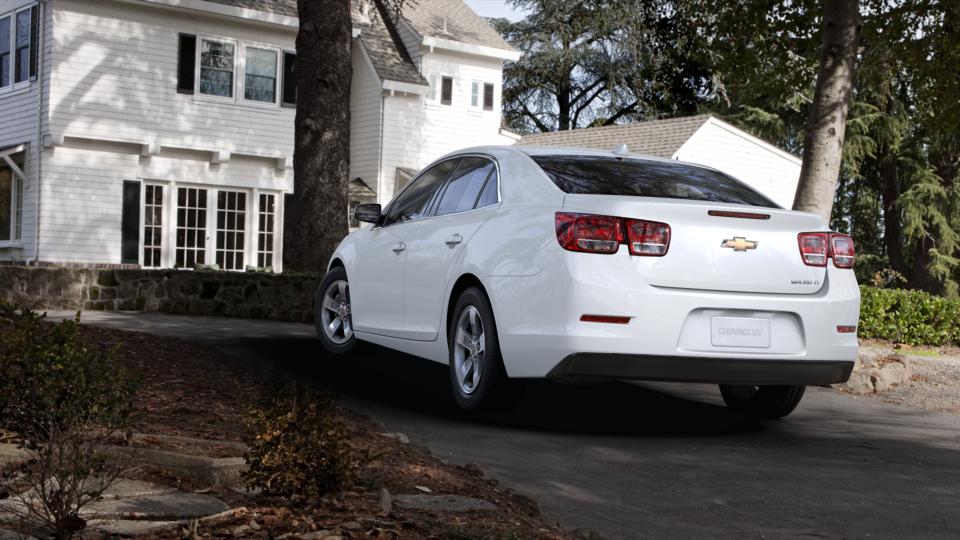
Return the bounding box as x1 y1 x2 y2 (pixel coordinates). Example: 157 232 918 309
0 443 30 466
394 494 496 513
102 446 247 487
83 492 230 520
86 518 184 536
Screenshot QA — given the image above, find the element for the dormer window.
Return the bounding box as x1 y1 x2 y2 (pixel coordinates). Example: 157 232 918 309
199 39 235 98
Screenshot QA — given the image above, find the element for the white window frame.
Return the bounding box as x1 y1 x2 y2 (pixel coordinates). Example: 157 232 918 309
0 145 25 247
255 191 280 270
240 44 281 107
194 34 283 109
0 4 35 95
469 80 481 109
427 73 440 103
196 36 238 102
139 182 168 268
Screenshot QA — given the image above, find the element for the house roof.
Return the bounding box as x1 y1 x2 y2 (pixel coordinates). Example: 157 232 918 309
400 0 514 52
518 115 714 158
199 0 425 86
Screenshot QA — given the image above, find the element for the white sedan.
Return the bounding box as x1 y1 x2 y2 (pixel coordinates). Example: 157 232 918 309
315 146 860 418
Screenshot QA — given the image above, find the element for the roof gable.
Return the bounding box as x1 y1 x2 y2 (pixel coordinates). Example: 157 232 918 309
519 115 713 158
399 0 513 52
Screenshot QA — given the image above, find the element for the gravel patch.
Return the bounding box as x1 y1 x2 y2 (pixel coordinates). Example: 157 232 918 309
840 350 960 416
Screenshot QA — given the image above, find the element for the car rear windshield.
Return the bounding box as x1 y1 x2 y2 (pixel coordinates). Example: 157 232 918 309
531 155 780 208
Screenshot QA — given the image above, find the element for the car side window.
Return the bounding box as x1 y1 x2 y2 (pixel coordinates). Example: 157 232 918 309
474 166 499 209
434 157 496 216
383 159 456 226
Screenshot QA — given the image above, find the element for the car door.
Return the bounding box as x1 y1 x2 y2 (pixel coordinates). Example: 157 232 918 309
400 156 501 341
350 160 455 338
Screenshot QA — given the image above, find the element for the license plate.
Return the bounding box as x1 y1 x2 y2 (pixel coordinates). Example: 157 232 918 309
711 317 771 348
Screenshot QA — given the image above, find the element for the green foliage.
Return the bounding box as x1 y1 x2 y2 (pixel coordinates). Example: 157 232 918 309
858 286 960 346
0 304 140 540
243 381 352 498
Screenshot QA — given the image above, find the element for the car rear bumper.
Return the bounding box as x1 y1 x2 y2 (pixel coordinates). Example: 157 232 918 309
547 353 854 385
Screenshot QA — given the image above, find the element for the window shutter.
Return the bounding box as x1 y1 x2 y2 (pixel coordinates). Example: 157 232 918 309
121 181 141 265
281 51 296 108
483 83 494 111
440 76 453 105
29 6 38 80
177 33 196 95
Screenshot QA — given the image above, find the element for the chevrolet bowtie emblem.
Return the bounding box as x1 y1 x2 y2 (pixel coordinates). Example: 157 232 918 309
721 236 759 252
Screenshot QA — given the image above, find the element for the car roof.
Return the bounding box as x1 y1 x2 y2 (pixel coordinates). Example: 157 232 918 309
449 144 724 174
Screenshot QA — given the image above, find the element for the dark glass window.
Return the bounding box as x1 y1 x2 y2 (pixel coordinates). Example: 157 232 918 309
483 83 494 111
435 158 495 216
532 156 779 208
14 9 29 83
440 76 453 105
383 159 455 225
476 169 499 208
0 16 10 88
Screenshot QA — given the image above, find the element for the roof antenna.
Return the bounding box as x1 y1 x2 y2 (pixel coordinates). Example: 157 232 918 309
612 143 629 159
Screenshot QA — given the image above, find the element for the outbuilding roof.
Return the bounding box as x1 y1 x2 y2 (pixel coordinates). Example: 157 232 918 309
519 115 715 159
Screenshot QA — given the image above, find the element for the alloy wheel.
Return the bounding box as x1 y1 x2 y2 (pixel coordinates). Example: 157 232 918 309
320 279 353 345
453 305 485 395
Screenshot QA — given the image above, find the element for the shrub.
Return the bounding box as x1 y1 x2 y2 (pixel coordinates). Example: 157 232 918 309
0 305 139 539
243 381 352 498
858 286 960 346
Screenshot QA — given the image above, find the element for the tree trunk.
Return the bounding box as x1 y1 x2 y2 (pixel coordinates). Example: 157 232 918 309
879 145 906 275
284 0 352 273
792 0 860 221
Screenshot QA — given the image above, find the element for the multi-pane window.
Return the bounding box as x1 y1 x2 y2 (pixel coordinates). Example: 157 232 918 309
0 16 9 88
0 149 24 243
175 187 207 268
244 47 277 103
0 5 36 90
143 185 164 268
215 190 246 271
199 39 235 97
257 193 276 268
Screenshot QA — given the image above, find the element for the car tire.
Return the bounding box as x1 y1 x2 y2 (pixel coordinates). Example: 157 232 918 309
315 266 356 355
719 384 806 420
448 287 515 411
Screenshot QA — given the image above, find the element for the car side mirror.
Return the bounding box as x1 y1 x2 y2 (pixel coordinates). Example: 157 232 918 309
355 203 382 224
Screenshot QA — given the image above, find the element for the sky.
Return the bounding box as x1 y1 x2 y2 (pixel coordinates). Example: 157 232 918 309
462 0 528 21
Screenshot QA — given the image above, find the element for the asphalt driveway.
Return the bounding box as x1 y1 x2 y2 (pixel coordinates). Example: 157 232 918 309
51 311 960 539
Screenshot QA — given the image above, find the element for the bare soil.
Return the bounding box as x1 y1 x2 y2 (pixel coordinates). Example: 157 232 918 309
72 325 572 539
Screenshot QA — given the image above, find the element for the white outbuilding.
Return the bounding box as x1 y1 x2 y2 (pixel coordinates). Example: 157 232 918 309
519 115 801 209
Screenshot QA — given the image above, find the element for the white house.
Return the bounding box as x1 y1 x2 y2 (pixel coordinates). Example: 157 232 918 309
0 0 518 271
519 115 802 209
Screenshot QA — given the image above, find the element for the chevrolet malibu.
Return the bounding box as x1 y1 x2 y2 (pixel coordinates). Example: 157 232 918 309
315 146 860 418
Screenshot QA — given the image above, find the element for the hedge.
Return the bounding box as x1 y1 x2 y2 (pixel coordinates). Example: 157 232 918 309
858 286 960 346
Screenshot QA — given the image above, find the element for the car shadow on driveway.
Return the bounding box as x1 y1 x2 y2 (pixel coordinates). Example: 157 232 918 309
230 335 766 438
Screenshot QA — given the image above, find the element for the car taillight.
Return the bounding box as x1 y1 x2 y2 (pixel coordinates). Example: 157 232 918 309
830 234 856 269
798 232 856 269
555 213 670 256
625 219 671 256
555 213 622 254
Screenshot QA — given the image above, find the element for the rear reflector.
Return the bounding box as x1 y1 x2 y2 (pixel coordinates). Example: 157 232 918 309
798 232 857 269
556 212 670 256
708 210 771 220
837 325 857 333
581 314 632 324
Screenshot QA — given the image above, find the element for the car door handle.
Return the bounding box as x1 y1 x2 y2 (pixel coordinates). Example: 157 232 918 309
392 242 406 253
445 234 463 246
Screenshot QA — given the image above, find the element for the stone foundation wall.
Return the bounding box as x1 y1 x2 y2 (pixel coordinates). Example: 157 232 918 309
0 266 322 323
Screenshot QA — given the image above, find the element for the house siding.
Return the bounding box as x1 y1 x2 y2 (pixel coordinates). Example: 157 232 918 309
0 0 52 263
673 120 801 209
378 49 511 203
349 43 383 199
